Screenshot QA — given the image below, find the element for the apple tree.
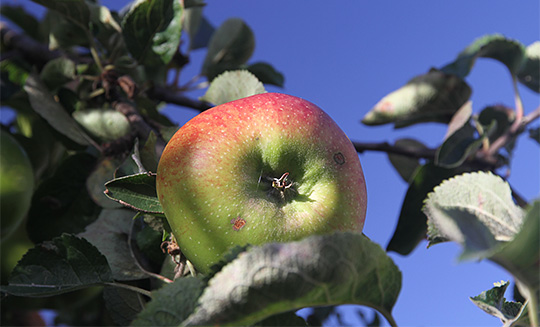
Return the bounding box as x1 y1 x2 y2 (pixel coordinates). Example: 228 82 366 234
0 1 538 326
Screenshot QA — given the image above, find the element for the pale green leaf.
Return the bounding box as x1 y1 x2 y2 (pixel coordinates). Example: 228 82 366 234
470 281 523 323
183 232 401 326
200 70 266 105
424 172 525 260
362 68 471 128
73 109 131 142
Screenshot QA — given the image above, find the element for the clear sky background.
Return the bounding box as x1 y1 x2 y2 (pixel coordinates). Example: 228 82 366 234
2 1 540 326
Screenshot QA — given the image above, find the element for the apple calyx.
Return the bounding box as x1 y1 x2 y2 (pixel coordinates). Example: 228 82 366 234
269 172 297 203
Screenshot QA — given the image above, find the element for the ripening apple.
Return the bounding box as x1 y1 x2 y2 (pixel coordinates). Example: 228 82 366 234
156 93 367 274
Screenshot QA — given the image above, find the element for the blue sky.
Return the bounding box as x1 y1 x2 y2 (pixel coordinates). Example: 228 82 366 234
2 1 539 326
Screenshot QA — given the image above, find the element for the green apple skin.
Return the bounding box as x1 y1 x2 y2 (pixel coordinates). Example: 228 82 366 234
156 93 367 274
1 130 34 240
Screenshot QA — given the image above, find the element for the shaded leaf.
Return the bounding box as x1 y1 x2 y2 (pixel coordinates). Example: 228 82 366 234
254 311 307 326
387 163 465 255
424 171 524 260
132 277 205 326
0 5 41 40
103 286 145 326
246 62 285 87
183 232 401 326
441 34 526 78
79 209 147 281
470 281 523 323
104 173 164 214
443 101 472 141
39 57 76 91
202 18 255 80
27 152 100 244
518 41 540 93
86 157 124 208
30 0 90 29
139 131 160 173
184 6 214 50
122 0 182 66
387 138 428 183
478 105 515 144
73 109 131 142
529 127 540 145
435 120 496 169
24 74 93 146
200 70 266 106
2 234 113 297
362 68 471 128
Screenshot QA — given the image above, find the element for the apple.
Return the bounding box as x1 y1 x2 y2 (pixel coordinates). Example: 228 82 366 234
1 130 34 240
156 93 367 274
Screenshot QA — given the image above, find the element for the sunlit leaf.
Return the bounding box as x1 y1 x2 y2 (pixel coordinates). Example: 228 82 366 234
518 41 540 93
470 281 523 323
104 173 164 214
202 18 255 80
424 171 524 260
122 0 183 66
184 232 401 326
441 34 526 78
73 109 131 142
200 70 266 106
2 234 113 297
132 277 205 326
362 68 471 128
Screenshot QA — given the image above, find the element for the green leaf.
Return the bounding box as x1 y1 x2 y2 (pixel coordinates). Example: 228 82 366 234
424 171 524 261
478 105 515 145
202 18 255 80
30 0 90 29
470 281 523 323
103 286 145 326
441 34 526 78
104 173 164 214
24 74 93 146
86 157 124 209
27 152 101 244
435 120 496 169
79 209 147 281
246 62 285 87
183 6 214 50
122 0 183 66
491 200 540 291
387 163 465 255
442 101 473 141
73 109 131 142
183 232 401 326
518 41 540 93
362 68 471 128
529 127 540 145
0 5 41 40
39 57 76 91
387 138 428 183
200 70 266 105
132 277 205 326
254 311 307 326
2 234 113 297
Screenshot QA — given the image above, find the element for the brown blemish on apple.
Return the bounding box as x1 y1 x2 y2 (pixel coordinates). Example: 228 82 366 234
333 152 346 165
231 217 246 231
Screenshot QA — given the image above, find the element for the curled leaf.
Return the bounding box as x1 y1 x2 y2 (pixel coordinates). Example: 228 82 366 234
518 41 540 93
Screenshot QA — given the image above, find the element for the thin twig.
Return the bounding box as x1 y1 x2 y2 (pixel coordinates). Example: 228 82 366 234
104 282 152 298
148 86 212 112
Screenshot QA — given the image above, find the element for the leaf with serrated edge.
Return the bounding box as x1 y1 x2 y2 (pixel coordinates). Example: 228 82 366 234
424 171 524 261
132 277 205 326
24 74 93 146
104 173 164 214
470 281 523 323
183 232 401 326
79 209 147 281
200 70 266 106
2 234 113 297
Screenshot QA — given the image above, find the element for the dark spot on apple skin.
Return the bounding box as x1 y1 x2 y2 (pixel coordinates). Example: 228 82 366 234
231 217 247 231
333 152 346 165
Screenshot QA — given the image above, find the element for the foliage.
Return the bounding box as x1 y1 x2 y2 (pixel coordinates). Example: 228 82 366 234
0 1 538 326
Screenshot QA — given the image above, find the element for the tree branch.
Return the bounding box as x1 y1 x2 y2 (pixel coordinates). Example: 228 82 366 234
147 86 212 112
353 141 436 159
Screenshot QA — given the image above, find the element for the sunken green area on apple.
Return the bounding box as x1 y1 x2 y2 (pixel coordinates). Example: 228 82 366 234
157 93 366 274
